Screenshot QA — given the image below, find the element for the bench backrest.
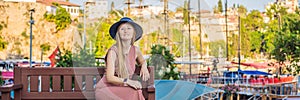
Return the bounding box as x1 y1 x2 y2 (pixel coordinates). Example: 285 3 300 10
13 67 153 100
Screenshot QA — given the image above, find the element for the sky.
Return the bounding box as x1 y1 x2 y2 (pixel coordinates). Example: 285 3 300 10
70 0 276 12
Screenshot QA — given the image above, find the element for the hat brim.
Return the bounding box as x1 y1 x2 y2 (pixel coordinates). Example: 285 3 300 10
109 21 143 41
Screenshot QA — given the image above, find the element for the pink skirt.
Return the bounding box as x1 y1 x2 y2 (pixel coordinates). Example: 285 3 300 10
95 77 145 100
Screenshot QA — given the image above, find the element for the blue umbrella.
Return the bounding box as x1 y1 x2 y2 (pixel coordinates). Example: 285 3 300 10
155 80 216 100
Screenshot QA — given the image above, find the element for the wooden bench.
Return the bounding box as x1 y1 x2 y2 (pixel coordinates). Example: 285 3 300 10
0 67 155 100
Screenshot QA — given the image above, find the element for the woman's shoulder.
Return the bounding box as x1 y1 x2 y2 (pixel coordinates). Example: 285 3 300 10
106 45 117 55
109 45 117 51
133 45 141 51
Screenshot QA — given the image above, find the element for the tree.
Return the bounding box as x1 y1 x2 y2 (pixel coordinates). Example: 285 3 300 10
56 48 96 67
209 40 226 57
44 3 72 31
266 3 287 20
94 17 118 58
217 0 223 13
111 2 114 11
148 45 179 80
213 6 219 14
239 10 265 58
237 5 247 17
183 0 188 24
40 43 51 55
54 4 72 31
272 14 300 75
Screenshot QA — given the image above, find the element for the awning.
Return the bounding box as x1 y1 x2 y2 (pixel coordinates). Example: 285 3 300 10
231 62 274 69
155 80 216 100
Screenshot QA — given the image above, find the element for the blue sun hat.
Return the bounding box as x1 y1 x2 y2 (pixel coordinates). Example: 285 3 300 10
109 17 143 41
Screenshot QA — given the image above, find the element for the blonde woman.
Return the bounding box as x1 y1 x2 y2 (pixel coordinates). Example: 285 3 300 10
95 17 150 100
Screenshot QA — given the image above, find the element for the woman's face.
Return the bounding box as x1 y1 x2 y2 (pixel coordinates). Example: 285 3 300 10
118 23 135 41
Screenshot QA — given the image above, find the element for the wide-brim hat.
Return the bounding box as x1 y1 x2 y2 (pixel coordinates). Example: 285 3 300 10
109 17 143 41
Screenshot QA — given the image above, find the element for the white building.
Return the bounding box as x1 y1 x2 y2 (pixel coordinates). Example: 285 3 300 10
37 0 80 19
85 0 108 21
129 4 164 19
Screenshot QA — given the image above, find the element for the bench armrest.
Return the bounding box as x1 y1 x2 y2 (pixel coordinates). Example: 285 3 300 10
147 85 155 92
0 84 23 92
0 84 23 100
147 85 155 100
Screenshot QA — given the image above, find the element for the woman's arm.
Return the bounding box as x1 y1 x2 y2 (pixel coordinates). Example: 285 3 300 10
106 48 142 89
105 49 124 85
136 47 150 81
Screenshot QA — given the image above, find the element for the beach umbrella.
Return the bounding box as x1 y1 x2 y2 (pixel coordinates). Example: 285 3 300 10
155 80 216 100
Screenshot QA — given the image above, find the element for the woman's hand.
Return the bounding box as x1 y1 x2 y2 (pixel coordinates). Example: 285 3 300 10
140 66 150 81
127 79 142 89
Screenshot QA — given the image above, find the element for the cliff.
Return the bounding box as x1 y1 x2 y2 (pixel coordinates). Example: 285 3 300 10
0 1 82 60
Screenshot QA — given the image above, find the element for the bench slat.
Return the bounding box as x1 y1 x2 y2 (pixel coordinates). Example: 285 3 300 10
52 76 61 92
41 76 50 92
85 75 94 91
64 76 72 92
74 75 83 91
30 76 39 92
21 67 102 75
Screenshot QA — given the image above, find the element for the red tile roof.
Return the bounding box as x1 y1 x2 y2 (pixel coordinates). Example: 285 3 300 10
37 0 80 7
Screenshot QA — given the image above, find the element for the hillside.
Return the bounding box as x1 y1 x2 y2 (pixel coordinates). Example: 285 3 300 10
0 1 82 60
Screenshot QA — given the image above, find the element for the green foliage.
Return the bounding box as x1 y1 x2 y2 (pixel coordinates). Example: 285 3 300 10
213 0 223 14
148 44 179 80
271 14 300 75
213 6 219 14
0 24 3 31
239 10 266 58
44 13 55 22
21 30 29 38
0 35 8 51
217 0 223 13
40 43 51 54
237 5 247 17
228 33 238 59
72 49 96 67
183 0 188 24
209 40 225 57
0 76 2 85
111 1 114 10
266 3 287 20
56 50 73 67
56 48 96 67
94 18 118 58
171 28 186 57
44 3 71 31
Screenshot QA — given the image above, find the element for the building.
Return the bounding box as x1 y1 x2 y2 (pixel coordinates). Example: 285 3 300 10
265 0 299 13
84 0 108 21
280 0 298 13
37 0 80 19
129 4 164 18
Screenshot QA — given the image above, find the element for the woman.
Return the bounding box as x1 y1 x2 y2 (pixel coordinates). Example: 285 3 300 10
95 17 150 100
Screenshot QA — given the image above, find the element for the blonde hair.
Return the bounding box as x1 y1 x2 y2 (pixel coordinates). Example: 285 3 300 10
115 22 136 78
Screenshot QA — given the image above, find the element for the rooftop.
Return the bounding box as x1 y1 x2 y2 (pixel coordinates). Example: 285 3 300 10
37 0 80 7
